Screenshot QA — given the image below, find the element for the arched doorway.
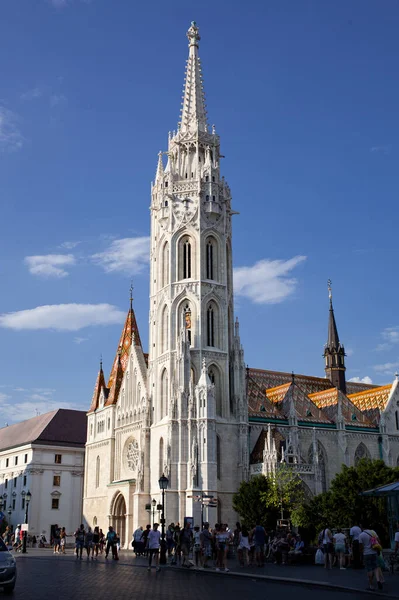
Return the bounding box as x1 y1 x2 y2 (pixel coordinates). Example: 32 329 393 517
110 492 126 548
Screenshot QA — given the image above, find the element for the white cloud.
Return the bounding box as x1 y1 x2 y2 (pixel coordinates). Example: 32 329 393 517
74 336 88 344
92 237 150 274
375 326 399 352
60 241 81 250
346 348 354 357
233 256 307 304
374 362 399 375
348 376 373 384
24 254 76 278
0 303 126 332
0 393 10 402
20 87 45 101
370 145 391 155
0 397 82 424
0 107 24 152
50 93 68 108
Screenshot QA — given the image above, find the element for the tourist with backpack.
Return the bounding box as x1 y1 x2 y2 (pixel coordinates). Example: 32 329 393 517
359 527 383 591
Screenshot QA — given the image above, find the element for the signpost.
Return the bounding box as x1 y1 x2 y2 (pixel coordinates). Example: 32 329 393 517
187 492 218 528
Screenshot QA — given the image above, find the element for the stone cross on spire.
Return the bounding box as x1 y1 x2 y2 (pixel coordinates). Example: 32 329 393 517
179 21 208 134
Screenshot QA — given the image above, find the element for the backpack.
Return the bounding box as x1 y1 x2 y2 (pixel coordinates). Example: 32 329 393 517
365 530 382 554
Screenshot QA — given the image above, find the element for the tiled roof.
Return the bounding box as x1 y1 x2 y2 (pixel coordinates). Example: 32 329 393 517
309 388 375 427
88 365 106 414
247 371 285 419
108 304 142 390
0 409 87 452
266 382 331 424
105 355 124 407
347 385 392 425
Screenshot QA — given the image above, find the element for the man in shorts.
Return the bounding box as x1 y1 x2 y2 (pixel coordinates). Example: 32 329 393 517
75 524 85 560
147 523 161 572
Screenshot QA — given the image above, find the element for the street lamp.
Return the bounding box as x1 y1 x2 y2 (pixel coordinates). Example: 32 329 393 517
158 473 169 565
22 490 31 554
151 498 156 526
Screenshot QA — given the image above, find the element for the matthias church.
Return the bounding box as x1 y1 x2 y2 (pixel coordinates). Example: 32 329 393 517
83 23 399 546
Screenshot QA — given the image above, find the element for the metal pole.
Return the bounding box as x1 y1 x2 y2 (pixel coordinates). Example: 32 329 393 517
22 503 28 554
160 487 166 565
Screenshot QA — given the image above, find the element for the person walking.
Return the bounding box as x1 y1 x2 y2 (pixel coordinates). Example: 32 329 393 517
105 526 118 560
359 526 383 591
133 526 144 556
166 523 176 563
333 528 347 570
319 526 333 569
237 526 250 567
252 523 267 567
53 525 61 554
93 526 100 558
350 522 362 568
180 521 193 567
215 523 231 572
99 529 105 553
85 526 94 559
200 522 213 569
60 527 67 554
147 523 161 572
142 524 151 558
193 526 201 568
74 524 85 560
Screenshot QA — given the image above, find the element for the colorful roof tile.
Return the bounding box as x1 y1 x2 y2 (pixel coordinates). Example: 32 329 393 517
309 387 375 427
347 385 392 425
107 302 142 390
88 363 106 414
105 353 124 407
266 382 332 424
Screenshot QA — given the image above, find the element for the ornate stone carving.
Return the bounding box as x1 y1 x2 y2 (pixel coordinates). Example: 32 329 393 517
126 438 139 472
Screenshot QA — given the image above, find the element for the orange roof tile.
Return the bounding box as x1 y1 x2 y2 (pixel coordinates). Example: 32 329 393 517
88 365 106 414
347 385 392 424
107 303 142 390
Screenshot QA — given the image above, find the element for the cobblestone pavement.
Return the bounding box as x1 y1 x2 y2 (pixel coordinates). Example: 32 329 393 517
10 552 375 600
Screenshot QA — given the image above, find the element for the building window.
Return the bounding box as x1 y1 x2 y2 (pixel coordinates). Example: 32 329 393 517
108 418 110 430
52 498 59 510
160 369 168 420
161 242 169 288
354 442 371 466
53 476 61 487
14 457 18 466
209 366 222 416
183 239 191 279
13 478 17 488
206 240 214 280
95 457 100 489
396 411 399 431
55 454 62 464
159 438 164 479
160 305 169 354
184 304 192 345
6 458 9 468
5 479 8 489
216 436 221 480
207 305 215 347
24 454 28 464
12 499 15 510
22 498 25 510
23 476 27 487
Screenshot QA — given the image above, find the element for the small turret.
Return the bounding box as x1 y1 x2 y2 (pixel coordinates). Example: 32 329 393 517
323 280 346 394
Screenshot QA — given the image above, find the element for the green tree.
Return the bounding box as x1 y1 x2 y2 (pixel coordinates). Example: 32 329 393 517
263 463 305 524
233 475 279 528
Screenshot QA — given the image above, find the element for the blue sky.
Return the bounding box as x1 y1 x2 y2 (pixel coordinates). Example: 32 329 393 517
1 0 399 423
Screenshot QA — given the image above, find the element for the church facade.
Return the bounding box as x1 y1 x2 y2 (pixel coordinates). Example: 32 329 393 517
83 23 399 545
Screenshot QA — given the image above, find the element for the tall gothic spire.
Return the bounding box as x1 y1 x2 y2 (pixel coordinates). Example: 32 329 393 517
324 280 346 394
178 22 208 134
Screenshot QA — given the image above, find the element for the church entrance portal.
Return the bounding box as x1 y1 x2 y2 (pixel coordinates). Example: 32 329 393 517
110 492 126 548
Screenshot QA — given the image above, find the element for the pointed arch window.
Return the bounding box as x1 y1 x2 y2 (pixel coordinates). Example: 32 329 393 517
396 411 399 431
183 239 191 278
209 365 222 416
95 456 100 488
216 435 221 480
160 369 168 420
184 304 192 345
161 242 169 288
207 305 215 347
308 441 327 493
159 437 164 479
161 305 169 354
354 442 371 466
206 239 215 280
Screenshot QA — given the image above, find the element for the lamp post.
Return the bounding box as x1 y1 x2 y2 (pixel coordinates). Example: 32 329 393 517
22 490 31 554
151 498 156 526
158 473 169 566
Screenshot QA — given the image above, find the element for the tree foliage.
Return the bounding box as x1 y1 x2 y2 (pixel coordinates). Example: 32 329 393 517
262 463 305 524
233 475 279 528
298 459 399 545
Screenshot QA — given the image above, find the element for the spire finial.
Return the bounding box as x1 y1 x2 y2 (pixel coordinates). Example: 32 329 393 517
327 279 332 302
129 280 133 309
100 353 103 370
187 21 200 48
291 371 295 384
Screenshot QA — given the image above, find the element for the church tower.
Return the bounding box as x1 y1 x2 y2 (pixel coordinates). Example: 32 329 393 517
323 280 346 394
148 22 247 525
